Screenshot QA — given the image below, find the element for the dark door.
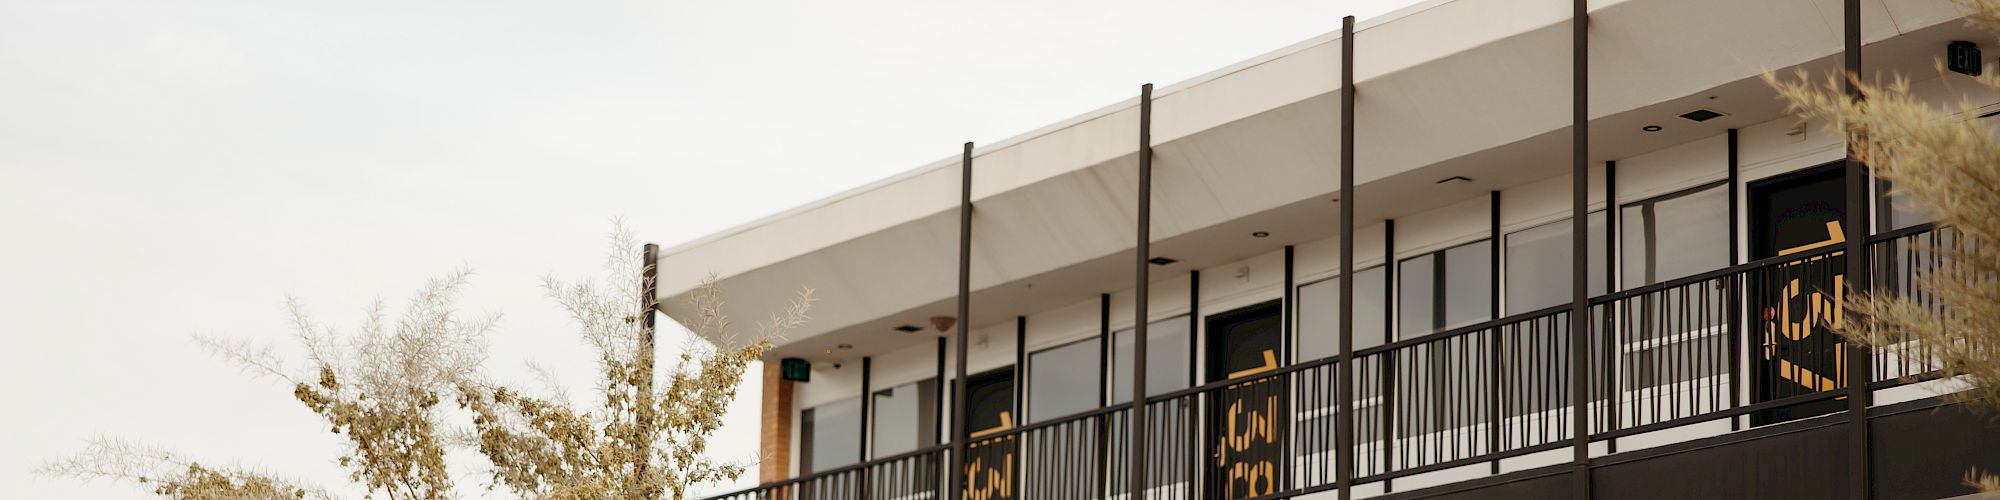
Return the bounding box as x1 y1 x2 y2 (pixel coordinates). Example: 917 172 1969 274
961 367 1016 500
1204 300 1286 499
1748 163 1850 425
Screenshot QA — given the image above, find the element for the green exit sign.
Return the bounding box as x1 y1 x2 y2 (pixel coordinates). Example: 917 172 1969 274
780 358 811 382
1949 41 1983 76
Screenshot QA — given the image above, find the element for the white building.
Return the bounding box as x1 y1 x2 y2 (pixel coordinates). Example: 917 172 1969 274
662 0 2000 498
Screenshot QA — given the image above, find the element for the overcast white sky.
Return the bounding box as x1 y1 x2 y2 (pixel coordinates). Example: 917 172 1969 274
0 1 1422 497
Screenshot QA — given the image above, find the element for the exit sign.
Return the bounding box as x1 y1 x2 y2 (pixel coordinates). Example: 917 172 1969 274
1949 41 1983 76
780 358 811 382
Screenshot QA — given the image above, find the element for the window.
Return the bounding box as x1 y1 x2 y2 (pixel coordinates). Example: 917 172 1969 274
1504 212 1607 315
870 379 937 458
800 396 863 473
1027 339 1100 422
1398 240 1493 338
1296 266 1389 361
1109 315 1192 403
1621 183 1730 287
1295 268 1389 453
1617 182 1733 395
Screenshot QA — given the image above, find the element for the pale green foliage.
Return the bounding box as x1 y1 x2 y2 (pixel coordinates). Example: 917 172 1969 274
459 227 813 500
1766 0 2000 491
41 438 332 500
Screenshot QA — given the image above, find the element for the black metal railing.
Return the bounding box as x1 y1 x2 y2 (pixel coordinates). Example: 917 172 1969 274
704 225 1955 500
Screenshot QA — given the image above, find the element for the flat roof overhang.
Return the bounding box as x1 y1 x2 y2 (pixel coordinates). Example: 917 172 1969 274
655 0 1975 360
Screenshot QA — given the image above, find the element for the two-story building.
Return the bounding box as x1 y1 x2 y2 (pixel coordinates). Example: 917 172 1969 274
662 0 2000 498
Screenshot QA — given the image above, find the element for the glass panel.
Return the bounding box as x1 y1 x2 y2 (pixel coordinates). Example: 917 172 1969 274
800 396 863 473
1442 241 1494 330
1881 180 1936 230
1109 316 1192 404
1028 339 1100 422
1296 266 1389 361
1622 184 1730 287
1398 253 1436 339
1504 212 1607 315
870 379 937 458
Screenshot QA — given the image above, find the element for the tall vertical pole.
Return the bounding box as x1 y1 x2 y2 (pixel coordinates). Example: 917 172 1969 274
1098 293 1112 499
936 337 948 446
1842 0 1873 497
1488 190 1503 472
1568 0 1593 497
1381 220 1396 492
638 243 659 484
1602 161 1618 454
1129 82 1155 500
860 355 875 499
1726 129 1743 433
949 142 975 500
1335 14 1358 500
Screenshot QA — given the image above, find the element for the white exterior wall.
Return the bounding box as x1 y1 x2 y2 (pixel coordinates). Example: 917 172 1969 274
783 70 2000 481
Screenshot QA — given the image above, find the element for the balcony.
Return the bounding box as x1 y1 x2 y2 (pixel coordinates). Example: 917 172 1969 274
706 223 1972 499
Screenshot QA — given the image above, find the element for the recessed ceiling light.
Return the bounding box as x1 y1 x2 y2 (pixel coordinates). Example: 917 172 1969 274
1435 176 1472 185
1251 231 1270 238
1679 109 1726 122
1642 125 1664 132
893 325 922 333
837 343 854 350
1148 257 1177 266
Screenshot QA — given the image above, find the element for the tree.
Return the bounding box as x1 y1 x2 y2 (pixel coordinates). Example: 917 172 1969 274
456 230 812 500
1766 0 2000 490
46 227 807 500
46 269 491 500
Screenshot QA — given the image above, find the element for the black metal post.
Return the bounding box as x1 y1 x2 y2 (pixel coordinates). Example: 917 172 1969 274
1726 129 1742 432
937 337 948 446
1013 315 1025 500
1285 245 1296 365
1603 161 1618 454
1381 219 1396 492
1488 190 1503 473
1841 0 1873 497
949 142 975 500
1569 0 1592 497
1188 271 1201 495
1130 82 1154 500
861 356 874 497
1098 293 1111 499
1015 316 1027 414
1336 15 1358 500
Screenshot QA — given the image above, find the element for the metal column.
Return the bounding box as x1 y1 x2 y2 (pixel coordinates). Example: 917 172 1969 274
948 142 975 500
1129 82 1155 500
1568 0 1593 497
1336 14 1358 500
1841 0 1873 497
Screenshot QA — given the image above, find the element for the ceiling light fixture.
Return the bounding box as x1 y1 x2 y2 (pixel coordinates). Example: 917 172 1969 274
893 324 922 333
1148 257 1177 266
837 344 854 350
1252 231 1270 238
1436 176 1472 185
1642 125 1664 132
